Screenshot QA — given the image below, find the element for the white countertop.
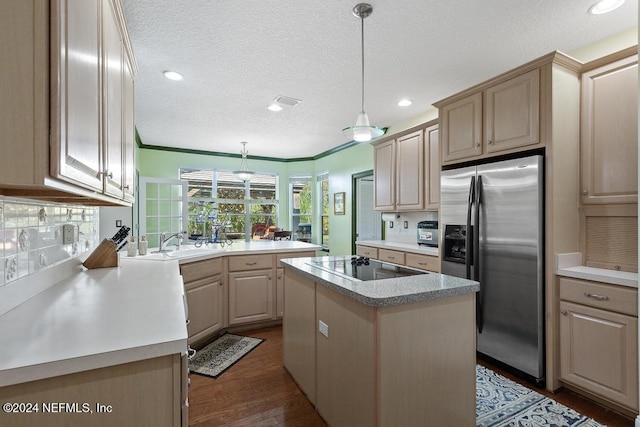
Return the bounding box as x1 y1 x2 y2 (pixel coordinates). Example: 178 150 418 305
133 240 321 263
282 256 477 307
356 240 439 257
0 258 188 387
555 253 638 288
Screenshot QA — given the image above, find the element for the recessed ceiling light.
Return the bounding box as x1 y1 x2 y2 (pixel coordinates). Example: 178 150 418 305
589 0 625 15
163 70 183 81
398 99 412 107
267 103 283 112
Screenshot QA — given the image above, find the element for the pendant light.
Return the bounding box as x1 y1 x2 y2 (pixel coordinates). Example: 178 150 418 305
342 3 384 142
232 141 255 182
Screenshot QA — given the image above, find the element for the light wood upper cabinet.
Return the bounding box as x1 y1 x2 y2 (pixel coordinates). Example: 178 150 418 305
395 131 424 210
102 0 125 199
373 126 439 212
484 69 539 153
580 54 638 205
439 69 540 165
440 92 483 162
373 139 396 211
0 0 136 206
50 0 103 192
425 124 440 210
123 56 136 202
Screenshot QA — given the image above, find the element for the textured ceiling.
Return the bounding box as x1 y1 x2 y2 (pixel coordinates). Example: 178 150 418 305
123 0 638 159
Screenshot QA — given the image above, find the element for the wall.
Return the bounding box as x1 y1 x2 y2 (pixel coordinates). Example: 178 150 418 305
136 144 373 255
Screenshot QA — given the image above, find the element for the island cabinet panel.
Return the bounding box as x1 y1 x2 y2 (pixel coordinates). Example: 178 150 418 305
315 284 376 427
282 269 317 404
0 355 182 427
377 293 476 426
276 251 315 318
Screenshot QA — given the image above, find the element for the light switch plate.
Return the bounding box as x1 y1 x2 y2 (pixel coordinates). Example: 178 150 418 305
318 320 329 338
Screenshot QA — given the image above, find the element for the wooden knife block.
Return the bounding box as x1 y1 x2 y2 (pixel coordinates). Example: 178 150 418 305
83 239 119 269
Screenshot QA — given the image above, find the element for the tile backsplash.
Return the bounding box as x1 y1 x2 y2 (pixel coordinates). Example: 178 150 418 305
0 197 99 287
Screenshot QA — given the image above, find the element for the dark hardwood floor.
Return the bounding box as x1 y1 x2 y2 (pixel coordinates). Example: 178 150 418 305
188 325 634 426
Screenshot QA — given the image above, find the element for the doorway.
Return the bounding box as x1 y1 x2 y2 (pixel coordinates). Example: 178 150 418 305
352 170 382 254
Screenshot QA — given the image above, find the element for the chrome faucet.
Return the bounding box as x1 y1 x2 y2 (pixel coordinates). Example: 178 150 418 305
159 231 186 252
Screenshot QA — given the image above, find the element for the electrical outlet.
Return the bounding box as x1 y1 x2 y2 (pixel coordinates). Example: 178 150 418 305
403 221 408 229
319 320 329 338
62 224 79 245
389 221 394 229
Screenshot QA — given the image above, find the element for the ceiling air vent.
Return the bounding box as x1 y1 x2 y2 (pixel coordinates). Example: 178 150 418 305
268 95 302 111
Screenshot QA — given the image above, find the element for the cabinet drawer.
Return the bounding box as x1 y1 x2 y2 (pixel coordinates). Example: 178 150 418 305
356 246 378 259
378 249 405 265
276 251 316 267
180 257 223 282
228 254 273 272
405 253 440 272
559 277 637 316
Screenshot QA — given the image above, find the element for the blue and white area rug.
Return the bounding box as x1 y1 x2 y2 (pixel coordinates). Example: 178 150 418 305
189 333 264 378
476 365 604 426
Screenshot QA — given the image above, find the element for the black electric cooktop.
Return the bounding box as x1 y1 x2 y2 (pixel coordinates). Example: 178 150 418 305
307 256 427 281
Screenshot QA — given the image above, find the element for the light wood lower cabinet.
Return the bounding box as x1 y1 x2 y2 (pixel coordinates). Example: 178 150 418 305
180 258 225 346
0 355 184 427
185 276 224 345
228 269 274 325
559 277 638 412
357 245 440 273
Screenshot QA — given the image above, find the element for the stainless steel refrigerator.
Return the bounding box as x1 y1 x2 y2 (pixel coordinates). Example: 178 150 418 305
440 154 544 384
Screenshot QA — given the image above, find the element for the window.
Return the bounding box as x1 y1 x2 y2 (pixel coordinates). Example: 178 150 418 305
290 176 312 242
139 177 188 248
179 168 278 241
318 172 330 250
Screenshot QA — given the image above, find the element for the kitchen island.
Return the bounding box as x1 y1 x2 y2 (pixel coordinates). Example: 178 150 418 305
281 256 479 427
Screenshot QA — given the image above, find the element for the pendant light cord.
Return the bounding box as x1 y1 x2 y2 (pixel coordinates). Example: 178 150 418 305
360 14 365 114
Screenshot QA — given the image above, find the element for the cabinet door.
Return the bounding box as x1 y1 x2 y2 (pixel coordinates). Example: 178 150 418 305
484 69 539 154
122 56 135 203
373 139 396 211
276 267 284 318
425 124 440 210
186 276 224 345
228 269 274 325
50 0 103 192
581 55 638 204
102 0 124 198
560 300 638 411
395 131 424 210
441 92 483 163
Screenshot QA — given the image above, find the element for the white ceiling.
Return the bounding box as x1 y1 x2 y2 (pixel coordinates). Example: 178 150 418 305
122 0 638 159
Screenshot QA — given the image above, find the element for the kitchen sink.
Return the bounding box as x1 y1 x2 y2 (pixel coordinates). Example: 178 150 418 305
164 247 223 258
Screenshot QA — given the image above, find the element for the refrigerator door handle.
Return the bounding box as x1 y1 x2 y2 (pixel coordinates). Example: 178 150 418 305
465 176 475 280
476 175 484 333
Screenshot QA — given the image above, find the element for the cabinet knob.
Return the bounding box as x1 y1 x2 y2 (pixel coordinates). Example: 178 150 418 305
487 140 493 145
560 310 568 315
475 142 481 148
99 171 114 179
124 185 130 190
582 189 588 195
